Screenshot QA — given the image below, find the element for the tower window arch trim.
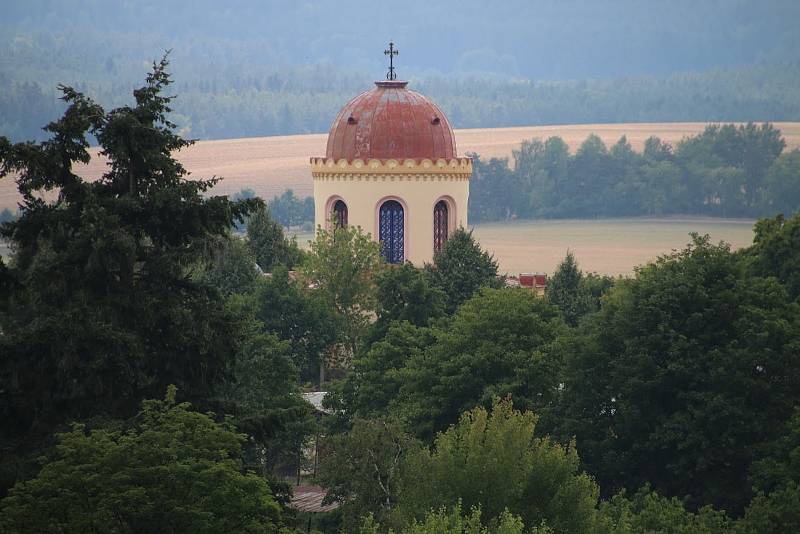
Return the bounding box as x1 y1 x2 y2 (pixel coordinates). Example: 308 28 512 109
333 199 348 228
433 195 457 256
376 198 407 264
433 199 449 255
324 196 348 229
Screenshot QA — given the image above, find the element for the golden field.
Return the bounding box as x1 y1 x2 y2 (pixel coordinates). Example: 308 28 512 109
3 217 755 276
469 217 755 276
2 122 799 211
0 123 785 275
290 217 756 276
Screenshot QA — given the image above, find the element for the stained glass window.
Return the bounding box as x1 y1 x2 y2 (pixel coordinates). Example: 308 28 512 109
333 199 348 228
433 200 449 255
379 200 404 264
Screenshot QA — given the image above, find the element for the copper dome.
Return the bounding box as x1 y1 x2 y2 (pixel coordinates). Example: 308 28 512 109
325 80 457 162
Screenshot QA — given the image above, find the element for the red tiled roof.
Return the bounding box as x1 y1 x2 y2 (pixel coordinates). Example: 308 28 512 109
289 485 339 513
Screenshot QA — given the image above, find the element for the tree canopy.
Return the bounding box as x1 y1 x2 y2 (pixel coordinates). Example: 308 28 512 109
397 399 600 533
551 234 800 512
0 388 288 533
302 221 383 359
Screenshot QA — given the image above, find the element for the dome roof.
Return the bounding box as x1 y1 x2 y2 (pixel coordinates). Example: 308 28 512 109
325 81 457 162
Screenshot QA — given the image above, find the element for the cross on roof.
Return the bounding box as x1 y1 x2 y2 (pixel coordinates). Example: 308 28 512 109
384 41 398 80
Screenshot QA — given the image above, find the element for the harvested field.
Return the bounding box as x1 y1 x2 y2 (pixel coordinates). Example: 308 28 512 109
471 217 755 276
4 218 756 277
2 122 799 211
290 217 755 276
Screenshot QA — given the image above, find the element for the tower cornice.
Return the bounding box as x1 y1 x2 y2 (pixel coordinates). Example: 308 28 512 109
310 157 472 177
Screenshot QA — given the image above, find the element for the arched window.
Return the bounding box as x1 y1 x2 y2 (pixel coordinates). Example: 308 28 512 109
379 200 404 264
433 200 449 254
332 199 348 228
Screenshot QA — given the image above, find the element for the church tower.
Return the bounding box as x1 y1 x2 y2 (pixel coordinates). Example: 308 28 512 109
311 43 471 265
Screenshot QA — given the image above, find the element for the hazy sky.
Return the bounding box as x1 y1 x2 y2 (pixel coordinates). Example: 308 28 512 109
4 0 800 81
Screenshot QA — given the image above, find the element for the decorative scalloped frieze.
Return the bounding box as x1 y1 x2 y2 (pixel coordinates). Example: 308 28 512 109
312 173 471 182
309 157 472 175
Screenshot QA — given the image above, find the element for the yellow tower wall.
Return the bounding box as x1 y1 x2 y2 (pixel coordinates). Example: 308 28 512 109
311 157 471 265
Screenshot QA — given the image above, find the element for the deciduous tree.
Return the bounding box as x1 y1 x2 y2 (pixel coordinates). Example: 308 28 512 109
552 235 800 512
394 289 566 440
0 388 288 533
397 399 599 534
320 418 420 531
302 221 383 359
366 262 446 346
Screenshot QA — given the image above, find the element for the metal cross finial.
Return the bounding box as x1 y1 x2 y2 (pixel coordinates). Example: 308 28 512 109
384 41 399 80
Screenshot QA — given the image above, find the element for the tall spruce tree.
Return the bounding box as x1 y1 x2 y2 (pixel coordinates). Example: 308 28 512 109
547 250 591 326
425 227 501 312
0 57 259 494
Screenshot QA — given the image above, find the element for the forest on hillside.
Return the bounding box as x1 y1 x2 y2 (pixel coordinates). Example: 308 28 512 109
4 62 800 143
2 64 800 532
3 0 800 142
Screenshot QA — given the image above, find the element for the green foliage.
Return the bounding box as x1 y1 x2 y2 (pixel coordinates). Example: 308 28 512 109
247 204 304 271
267 189 315 228
397 399 599 534
405 505 531 534
359 502 534 534
238 266 338 384
0 57 260 495
320 418 420 532
199 234 260 296
749 409 800 495
736 484 800 534
331 321 437 426
763 150 800 217
546 251 591 326
552 234 800 512
425 227 501 312
302 222 383 357
747 212 800 300
546 252 614 327
367 263 446 345
393 288 565 440
215 294 314 475
0 388 288 533
731 408 800 533
597 487 731 534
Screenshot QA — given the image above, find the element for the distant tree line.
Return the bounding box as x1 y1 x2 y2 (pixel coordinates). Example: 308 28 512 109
233 188 315 231
470 123 800 221
3 61 800 142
